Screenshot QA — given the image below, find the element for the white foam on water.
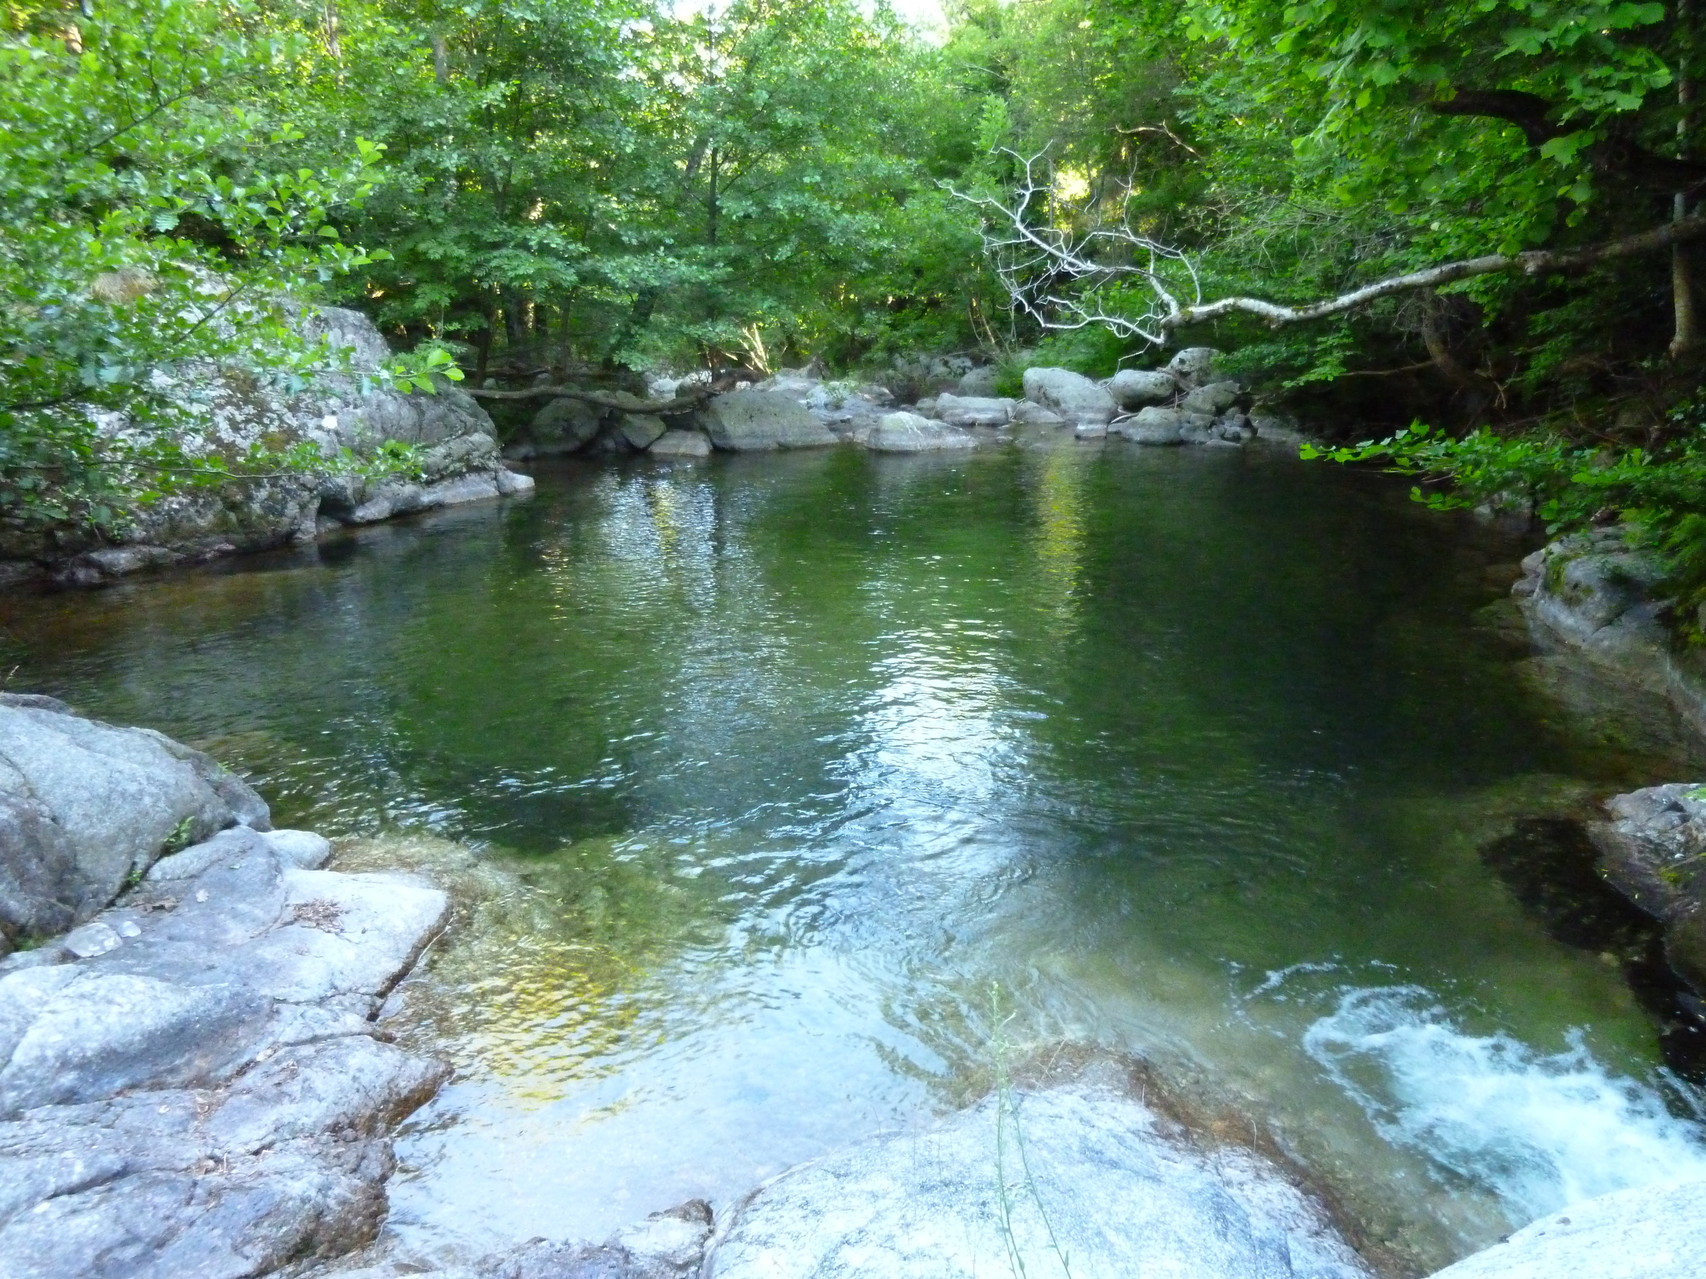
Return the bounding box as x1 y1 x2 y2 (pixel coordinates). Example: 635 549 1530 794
1304 986 1706 1221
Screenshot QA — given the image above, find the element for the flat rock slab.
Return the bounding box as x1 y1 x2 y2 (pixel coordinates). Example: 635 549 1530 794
1424 1178 1706 1279
706 1084 1371 1279
0 822 450 1279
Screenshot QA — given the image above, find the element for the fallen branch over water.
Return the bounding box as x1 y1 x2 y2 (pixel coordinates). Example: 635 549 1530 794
467 374 749 416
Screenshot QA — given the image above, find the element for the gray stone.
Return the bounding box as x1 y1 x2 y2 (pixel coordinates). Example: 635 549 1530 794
0 712 452 1279
1250 412 1306 444
512 397 601 458
1590 784 1706 992
1011 400 1066 427
1520 530 1672 658
853 412 977 453
1164 346 1223 388
1179 379 1242 416
699 391 836 451
1021 367 1117 426
1217 412 1256 444
264 829 334 870
649 430 712 458
1423 1178 1706 1279
954 366 1000 397
933 394 1012 428
1111 406 1188 445
619 415 668 451
1106 368 1177 409
471 1201 714 1279
0 703 269 953
421 473 504 510
1178 413 1222 444
707 1082 1370 1279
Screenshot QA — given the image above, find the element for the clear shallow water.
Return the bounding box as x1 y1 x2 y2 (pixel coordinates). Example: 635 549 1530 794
5 441 1706 1272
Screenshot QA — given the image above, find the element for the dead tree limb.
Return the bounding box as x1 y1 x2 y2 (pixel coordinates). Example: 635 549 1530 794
465 381 724 415
1171 215 1706 328
951 151 1706 345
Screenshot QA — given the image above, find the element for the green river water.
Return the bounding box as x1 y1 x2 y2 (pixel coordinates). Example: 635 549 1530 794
6 439 1706 1272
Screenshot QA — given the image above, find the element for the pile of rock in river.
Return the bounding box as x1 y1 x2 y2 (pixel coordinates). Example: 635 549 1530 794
3 692 1701 1278
502 346 1302 461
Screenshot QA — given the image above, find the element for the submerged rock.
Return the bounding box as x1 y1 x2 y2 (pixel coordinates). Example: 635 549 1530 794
706 1079 1370 1279
331 1199 715 1279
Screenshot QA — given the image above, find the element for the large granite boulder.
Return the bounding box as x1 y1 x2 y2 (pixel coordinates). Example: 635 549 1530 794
1423 1178 1706 1279
1515 529 1672 659
1589 784 1706 994
698 391 836 451
1106 368 1176 409
0 695 269 953
505 397 602 459
1021 367 1118 426
1179 379 1243 416
4 306 533 588
853 412 977 453
706 1079 1370 1279
1165 346 1223 389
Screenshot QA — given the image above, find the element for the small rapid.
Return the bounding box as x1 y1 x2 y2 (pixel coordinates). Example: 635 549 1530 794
1305 986 1706 1223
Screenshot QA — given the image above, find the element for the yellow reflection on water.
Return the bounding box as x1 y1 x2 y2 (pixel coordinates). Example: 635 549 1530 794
343 832 725 1107
1030 446 1090 640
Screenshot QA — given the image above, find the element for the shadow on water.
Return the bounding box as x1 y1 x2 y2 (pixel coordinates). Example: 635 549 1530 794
6 440 1706 1271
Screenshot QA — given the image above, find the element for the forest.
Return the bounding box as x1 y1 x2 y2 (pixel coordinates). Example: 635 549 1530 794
4 0 1706 581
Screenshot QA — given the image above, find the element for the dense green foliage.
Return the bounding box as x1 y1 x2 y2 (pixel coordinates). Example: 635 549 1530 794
6 0 1706 576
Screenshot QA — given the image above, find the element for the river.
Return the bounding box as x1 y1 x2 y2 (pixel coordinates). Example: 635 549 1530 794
5 439 1706 1273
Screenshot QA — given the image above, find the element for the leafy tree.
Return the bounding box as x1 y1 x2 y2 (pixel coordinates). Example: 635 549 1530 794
0 0 449 533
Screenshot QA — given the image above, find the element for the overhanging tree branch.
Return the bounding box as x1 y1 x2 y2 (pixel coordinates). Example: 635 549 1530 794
465 381 723 414
952 152 1706 345
1170 215 1706 328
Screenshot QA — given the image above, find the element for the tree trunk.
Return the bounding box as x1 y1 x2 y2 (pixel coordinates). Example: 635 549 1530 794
1672 0 1698 358
431 34 448 85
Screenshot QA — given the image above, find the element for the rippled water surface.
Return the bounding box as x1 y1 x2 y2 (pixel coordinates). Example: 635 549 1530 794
8 441 1706 1271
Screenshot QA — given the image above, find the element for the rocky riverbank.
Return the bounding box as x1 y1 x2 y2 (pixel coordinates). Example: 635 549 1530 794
1510 529 1706 1026
1 307 535 592
498 346 1300 461
5 695 1701 1279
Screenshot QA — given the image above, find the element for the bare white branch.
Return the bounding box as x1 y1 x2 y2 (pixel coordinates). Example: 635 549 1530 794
950 153 1706 345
